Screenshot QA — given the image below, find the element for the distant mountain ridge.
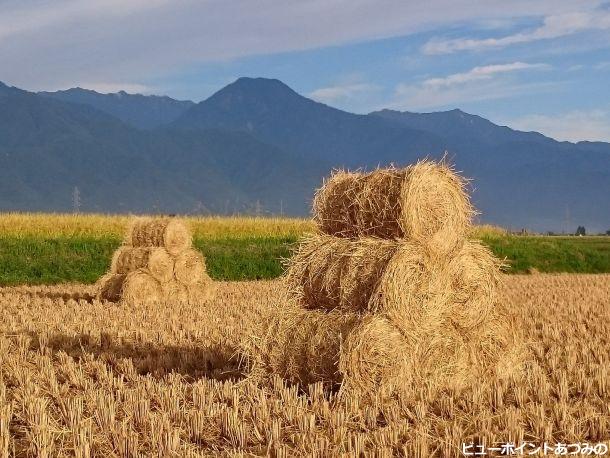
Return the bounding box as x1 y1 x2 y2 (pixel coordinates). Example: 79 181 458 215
39 87 194 129
1 77 609 232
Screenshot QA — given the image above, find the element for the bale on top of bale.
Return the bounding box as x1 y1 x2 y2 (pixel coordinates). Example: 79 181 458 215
312 159 475 255
97 217 214 305
244 158 522 401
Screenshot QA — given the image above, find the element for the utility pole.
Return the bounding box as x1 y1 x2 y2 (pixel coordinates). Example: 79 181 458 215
72 186 81 214
280 199 284 216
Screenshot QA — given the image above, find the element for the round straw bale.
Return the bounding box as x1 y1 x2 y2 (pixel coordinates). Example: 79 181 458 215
284 234 399 312
313 160 473 253
111 247 174 283
187 282 217 304
97 274 126 302
162 281 189 304
127 218 192 255
368 242 454 339
121 269 163 304
459 300 527 381
338 316 409 395
243 306 360 387
445 240 502 330
174 249 208 286
311 170 363 236
403 322 472 393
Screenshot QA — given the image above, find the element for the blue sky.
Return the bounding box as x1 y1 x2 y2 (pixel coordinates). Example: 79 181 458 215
1 0 609 141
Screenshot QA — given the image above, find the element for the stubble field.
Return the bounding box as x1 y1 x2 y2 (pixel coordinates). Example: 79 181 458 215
1 273 609 457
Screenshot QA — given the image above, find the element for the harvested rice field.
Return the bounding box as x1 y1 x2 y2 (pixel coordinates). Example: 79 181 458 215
1 274 609 457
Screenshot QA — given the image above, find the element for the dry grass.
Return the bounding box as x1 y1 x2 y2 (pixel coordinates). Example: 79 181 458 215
0 213 314 239
1 274 609 456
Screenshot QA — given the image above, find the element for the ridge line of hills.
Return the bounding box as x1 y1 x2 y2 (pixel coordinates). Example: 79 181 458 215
0 77 608 232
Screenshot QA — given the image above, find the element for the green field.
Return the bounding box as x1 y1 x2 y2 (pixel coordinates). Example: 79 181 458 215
0 233 609 286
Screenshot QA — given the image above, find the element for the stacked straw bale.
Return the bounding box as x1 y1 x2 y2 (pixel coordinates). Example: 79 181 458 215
245 159 523 398
97 218 215 305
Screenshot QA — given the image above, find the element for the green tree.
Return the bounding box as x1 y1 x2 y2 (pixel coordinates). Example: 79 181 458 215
575 226 586 236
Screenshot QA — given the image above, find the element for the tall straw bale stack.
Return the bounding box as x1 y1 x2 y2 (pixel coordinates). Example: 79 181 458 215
111 247 174 284
313 160 474 254
127 218 192 256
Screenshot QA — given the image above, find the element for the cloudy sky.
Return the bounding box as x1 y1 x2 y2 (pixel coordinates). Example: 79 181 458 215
1 0 610 141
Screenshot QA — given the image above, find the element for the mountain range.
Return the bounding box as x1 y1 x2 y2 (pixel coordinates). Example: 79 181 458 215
1 77 609 232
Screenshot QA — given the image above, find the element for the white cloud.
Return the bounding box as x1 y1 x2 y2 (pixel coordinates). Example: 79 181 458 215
309 83 380 104
422 9 610 54
0 0 171 43
0 0 589 91
422 62 548 89
504 110 610 142
388 62 550 110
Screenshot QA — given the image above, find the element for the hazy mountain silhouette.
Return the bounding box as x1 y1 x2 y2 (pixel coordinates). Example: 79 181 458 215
0 82 323 215
39 87 194 129
1 77 609 232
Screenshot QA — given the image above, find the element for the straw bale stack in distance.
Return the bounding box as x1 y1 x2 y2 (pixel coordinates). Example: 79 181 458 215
97 217 214 305
313 159 474 254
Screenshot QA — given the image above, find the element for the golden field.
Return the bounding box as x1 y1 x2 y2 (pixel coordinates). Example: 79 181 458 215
0 213 314 240
0 213 505 240
0 274 609 457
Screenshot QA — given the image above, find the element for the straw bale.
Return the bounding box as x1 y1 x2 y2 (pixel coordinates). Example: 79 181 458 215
111 247 174 283
243 306 360 387
97 273 126 302
174 249 209 286
285 234 398 312
127 218 191 255
313 160 473 253
338 316 409 395
445 240 503 330
121 269 163 304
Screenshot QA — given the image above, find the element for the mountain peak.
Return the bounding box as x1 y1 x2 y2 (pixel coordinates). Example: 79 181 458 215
215 77 299 99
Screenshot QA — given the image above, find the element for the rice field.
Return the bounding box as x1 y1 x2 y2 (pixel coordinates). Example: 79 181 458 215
0 273 608 456
0 213 503 240
0 213 313 240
